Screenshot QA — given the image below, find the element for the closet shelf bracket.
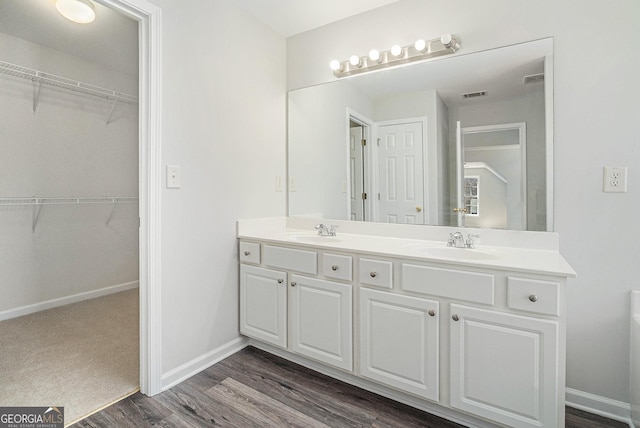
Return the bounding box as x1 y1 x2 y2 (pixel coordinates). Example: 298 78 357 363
32 200 43 232
33 80 42 114
106 198 120 226
106 97 119 125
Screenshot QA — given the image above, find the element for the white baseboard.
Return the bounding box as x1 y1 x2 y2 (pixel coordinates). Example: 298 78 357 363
161 337 249 391
0 280 139 322
566 387 633 426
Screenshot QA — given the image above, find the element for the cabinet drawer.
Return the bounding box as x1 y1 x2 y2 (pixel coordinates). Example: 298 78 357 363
359 258 393 289
239 241 260 264
401 263 494 305
322 253 353 281
507 277 559 316
263 245 317 275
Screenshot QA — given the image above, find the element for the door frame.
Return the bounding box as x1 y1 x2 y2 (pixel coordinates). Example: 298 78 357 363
374 117 429 224
346 109 374 222
98 0 163 396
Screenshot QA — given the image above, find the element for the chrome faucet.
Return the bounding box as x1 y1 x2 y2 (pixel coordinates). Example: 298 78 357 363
448 231 480 248
447 231 466 248
466 234 480 249
315 224 338 237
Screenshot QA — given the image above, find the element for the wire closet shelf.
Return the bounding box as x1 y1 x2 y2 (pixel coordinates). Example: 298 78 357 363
0 196 139 206
0 60 138 105
0 197 139 231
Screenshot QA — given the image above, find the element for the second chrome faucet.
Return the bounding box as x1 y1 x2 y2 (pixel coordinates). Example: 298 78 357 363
447 231 479 249
315 223 338 237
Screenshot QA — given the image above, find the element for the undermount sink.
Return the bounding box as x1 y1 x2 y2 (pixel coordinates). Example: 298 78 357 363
421 246 499 261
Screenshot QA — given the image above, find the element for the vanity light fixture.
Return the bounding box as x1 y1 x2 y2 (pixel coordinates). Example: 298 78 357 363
329 33 461 78
55 0 96 24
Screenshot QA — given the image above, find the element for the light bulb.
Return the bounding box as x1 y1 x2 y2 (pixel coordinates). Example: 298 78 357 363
440 33 453 47
391 45 403 57
349 55 362 67
368 49 380 62
414 39 426 52
329 60 342 71
55 0 96 24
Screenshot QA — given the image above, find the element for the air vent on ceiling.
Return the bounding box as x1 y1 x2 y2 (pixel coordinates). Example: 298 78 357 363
461 90 488 99
524 73 544 84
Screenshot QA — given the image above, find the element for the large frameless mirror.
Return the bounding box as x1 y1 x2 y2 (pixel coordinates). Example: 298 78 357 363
288 38 553 231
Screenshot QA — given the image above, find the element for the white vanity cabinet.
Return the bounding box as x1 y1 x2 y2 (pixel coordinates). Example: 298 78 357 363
359 287 440 401
449 304 559 428
237 223 574 428
290 274 352 370
239 264 287 348
358 259 566 428
239 241 353 371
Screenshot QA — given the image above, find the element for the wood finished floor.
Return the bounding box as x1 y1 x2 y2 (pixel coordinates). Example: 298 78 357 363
73 346 629 428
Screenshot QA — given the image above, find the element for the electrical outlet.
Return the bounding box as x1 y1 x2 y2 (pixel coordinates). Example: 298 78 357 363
275 176 283 192
603 166 627 193
289 176 296 192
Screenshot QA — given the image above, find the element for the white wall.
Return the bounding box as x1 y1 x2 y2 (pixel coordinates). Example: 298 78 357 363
0 33 139 313
148 0 286 377
288 80 372 219
287 0 640 409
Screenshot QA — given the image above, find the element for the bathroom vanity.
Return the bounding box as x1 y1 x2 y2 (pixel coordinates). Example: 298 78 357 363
237 217 575 428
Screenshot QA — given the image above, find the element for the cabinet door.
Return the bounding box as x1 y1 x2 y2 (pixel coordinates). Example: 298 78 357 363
359 288 439 401
290 274 353 371
449 304 559 428
240 264 287 348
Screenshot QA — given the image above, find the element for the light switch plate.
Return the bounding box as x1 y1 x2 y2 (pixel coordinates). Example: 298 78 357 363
166 165 181 189
603 166 627 193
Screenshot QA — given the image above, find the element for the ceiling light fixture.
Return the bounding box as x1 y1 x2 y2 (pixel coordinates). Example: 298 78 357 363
55 0 96 24
329 33 461 78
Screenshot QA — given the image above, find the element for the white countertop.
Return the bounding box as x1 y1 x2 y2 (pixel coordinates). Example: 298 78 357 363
237 217 576 278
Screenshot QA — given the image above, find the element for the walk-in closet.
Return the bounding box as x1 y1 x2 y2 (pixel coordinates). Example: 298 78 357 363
0 1 140 423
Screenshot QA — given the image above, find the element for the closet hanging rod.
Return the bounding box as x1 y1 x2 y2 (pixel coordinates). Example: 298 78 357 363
0 61 138 105
0 196 139 206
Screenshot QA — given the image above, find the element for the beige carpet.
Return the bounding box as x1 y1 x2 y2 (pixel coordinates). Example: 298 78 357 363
0 289 139 426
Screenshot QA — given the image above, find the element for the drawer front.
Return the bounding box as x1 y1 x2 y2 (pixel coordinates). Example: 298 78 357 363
359 258 393 289
239 241 260 264
401 263 494 305
263 245 317 275
322 253 353 281
507 277 559 316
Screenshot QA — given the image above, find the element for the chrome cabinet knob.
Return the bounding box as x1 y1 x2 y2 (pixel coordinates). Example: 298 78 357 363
529 294 538 303
452 314 459 321
243 251 250 256
291 281 297 287
332 265 339 271
428 310 436 317
370 272 377 278
277 279 283 284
